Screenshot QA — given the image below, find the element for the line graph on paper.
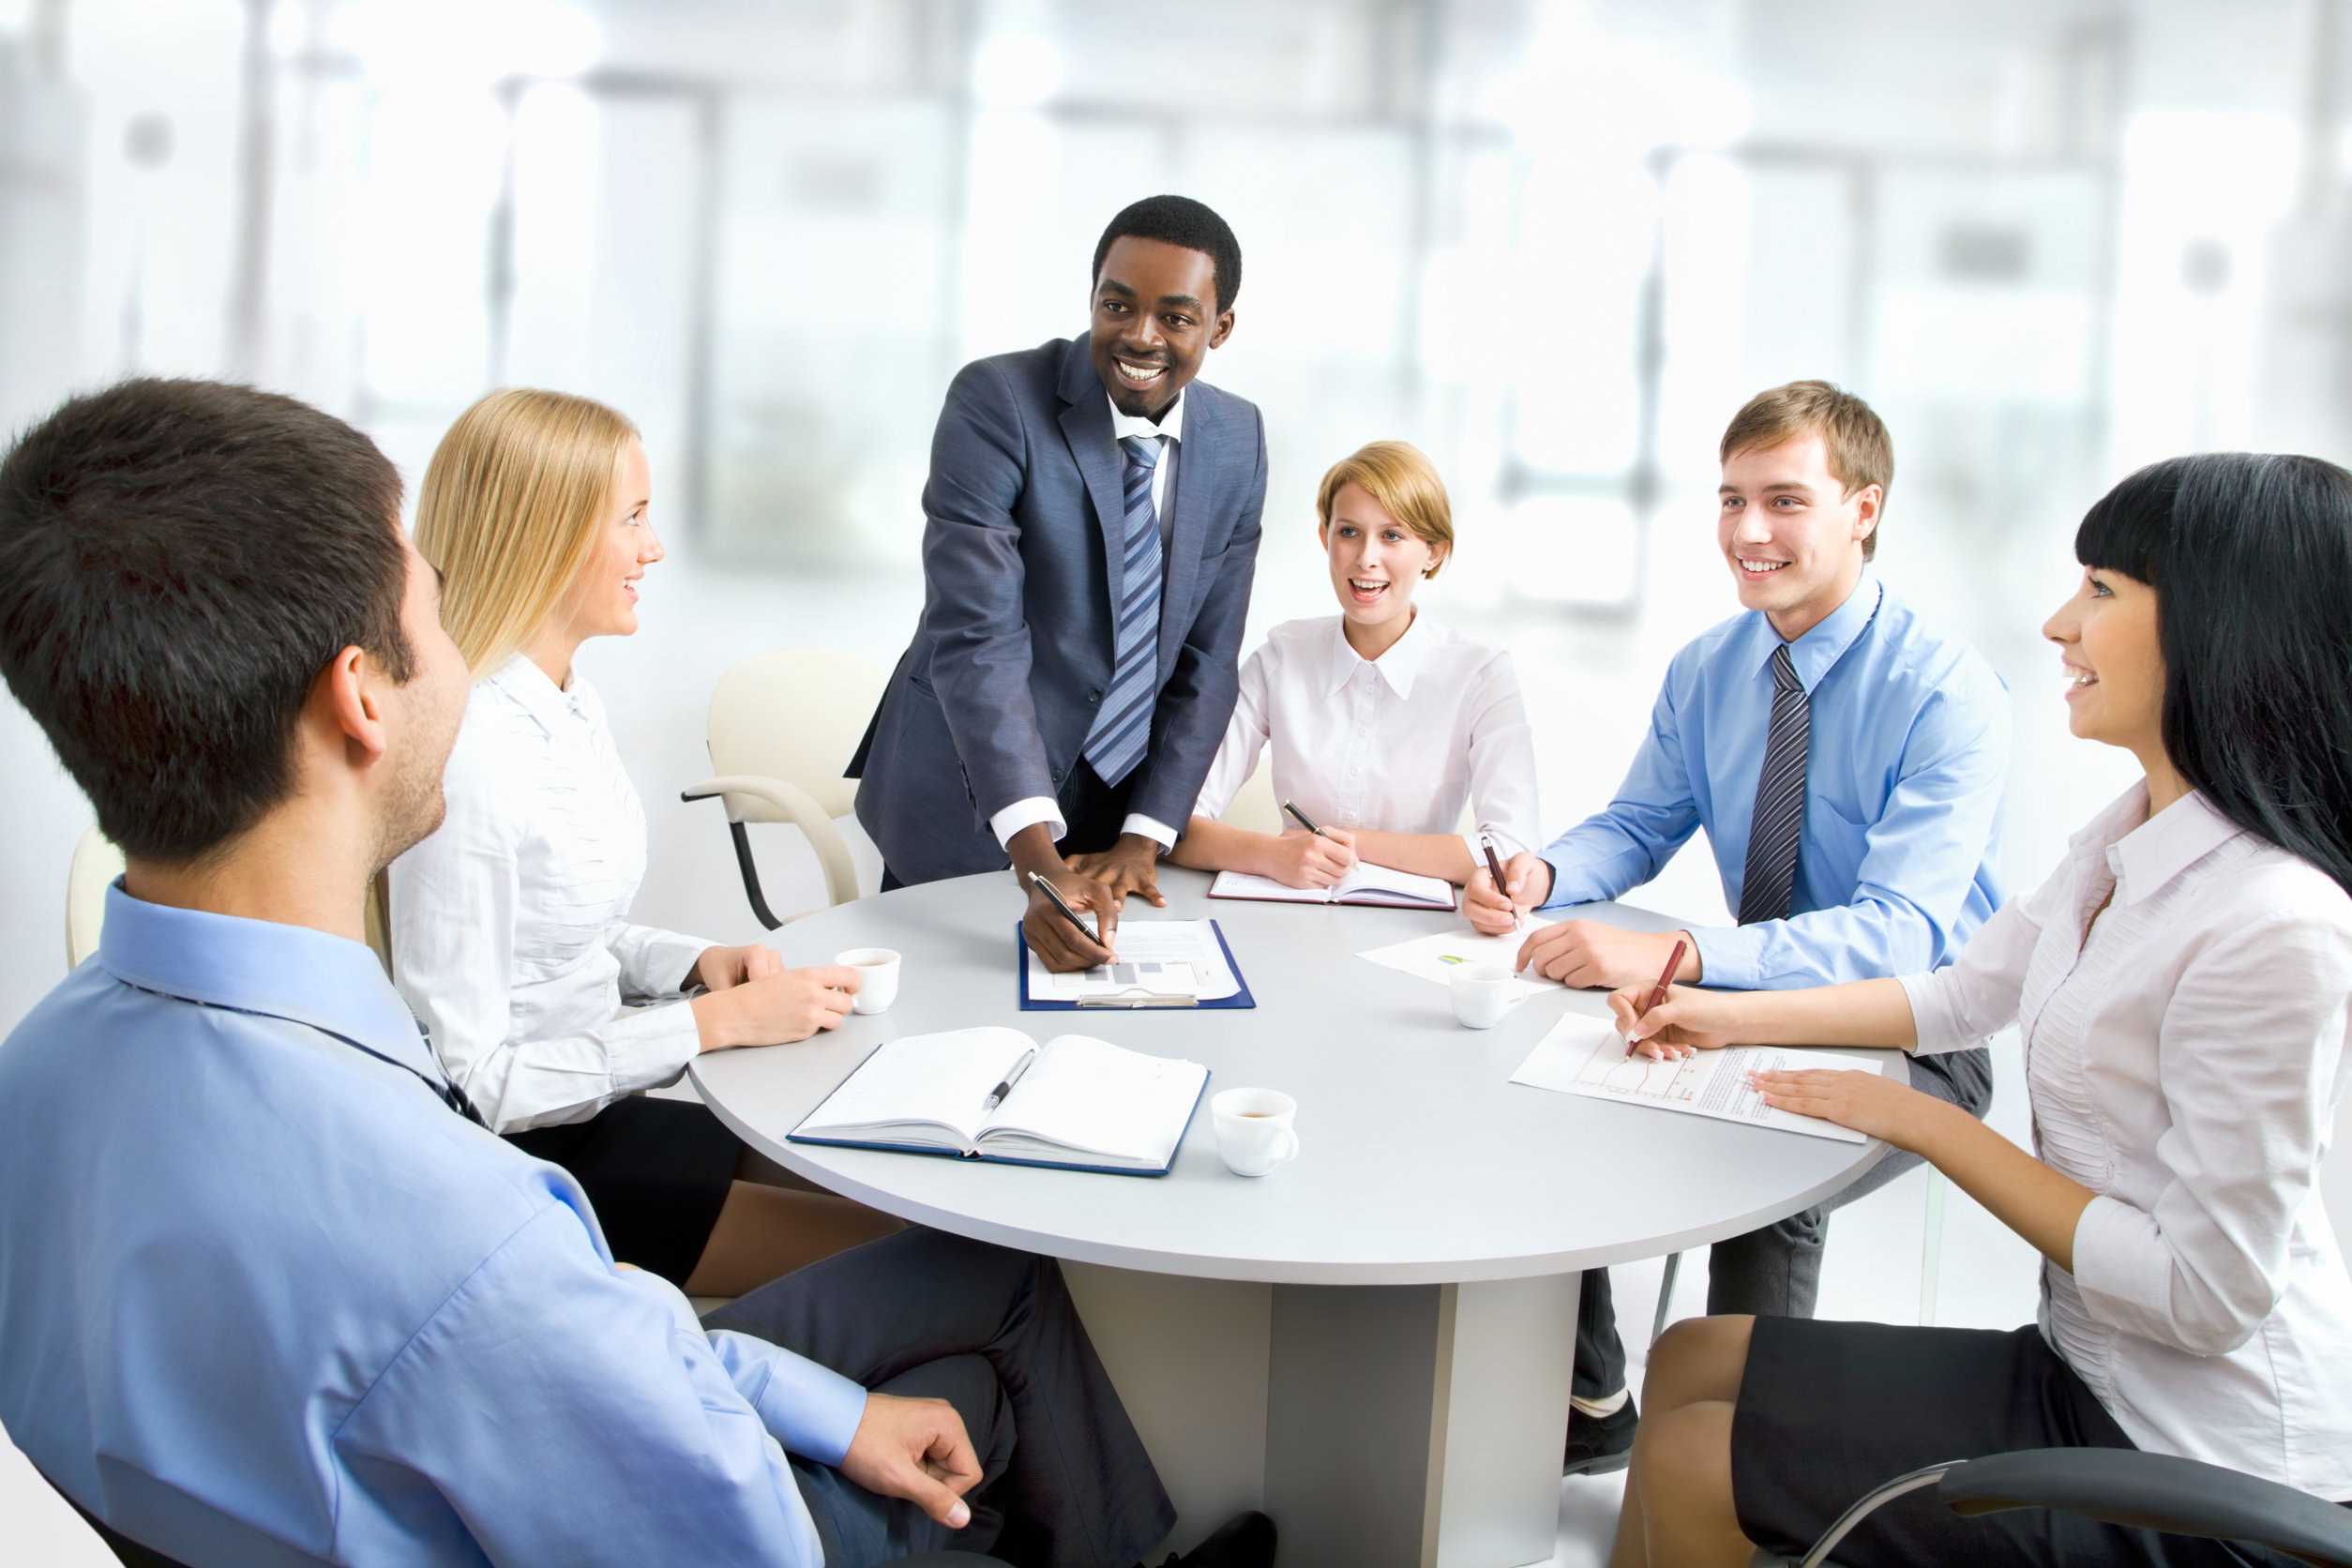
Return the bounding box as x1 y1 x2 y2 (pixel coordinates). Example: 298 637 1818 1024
1573 1047 1709 1105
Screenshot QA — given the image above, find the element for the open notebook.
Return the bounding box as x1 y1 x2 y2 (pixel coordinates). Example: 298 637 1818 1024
1209 862 1457 910
789 1027 1211 1175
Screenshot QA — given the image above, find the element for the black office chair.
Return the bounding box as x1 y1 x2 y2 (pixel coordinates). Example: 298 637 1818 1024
1768 1448 2352 1567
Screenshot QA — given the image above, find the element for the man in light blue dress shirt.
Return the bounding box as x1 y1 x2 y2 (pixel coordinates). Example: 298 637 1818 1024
1470 383 2009 1474
0 381 1265 1568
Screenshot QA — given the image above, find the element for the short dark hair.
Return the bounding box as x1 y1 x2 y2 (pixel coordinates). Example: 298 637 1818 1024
0 379 413 864
2076 451 2352 896
1720 380 1894 561
1092 195 1243 316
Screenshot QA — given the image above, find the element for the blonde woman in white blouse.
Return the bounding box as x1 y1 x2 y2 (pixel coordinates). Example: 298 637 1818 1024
392 389 898 1297
1603 452 2352 1568
1170 441 1539 887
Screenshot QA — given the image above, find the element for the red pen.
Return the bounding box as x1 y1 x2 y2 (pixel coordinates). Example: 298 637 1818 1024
1625 939 1689 1059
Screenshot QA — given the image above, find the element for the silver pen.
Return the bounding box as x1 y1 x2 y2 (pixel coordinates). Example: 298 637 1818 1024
983 1048 1037 1111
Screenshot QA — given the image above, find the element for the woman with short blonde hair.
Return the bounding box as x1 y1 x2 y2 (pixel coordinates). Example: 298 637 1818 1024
393 387 898 1296
1171 438 1540 890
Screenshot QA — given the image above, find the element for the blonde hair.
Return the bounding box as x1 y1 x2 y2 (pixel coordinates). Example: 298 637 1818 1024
414 388 639 677
1315 440 1454 578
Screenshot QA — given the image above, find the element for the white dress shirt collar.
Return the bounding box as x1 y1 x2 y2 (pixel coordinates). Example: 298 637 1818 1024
1324 610 1431 701
2096 786 2243 908
485 652 581 733
1107 390 1184 446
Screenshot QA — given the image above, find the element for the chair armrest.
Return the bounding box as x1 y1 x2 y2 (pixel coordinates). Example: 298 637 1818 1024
1938 1449 2352 1565
681 775 860 911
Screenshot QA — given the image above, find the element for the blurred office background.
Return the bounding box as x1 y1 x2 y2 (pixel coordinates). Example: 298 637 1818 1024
3 0 2347 1560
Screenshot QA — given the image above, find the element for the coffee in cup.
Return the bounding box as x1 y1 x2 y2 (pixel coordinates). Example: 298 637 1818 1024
1212 1088 1300 1177
835 947 902 1015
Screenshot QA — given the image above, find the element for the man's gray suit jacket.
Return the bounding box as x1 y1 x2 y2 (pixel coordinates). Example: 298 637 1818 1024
852 335 1267 884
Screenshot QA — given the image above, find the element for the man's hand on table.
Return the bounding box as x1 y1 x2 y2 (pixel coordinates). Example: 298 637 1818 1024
839 1392 981 1529
1516 920 1702 990
1009 823 1119 972
1464 852 1550 936
1063 833 1168 912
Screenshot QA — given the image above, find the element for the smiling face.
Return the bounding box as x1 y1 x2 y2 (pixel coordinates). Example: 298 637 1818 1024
2043 565 2166 760
1717 434 1881 641
1323 482 1442 639
554 437 660 643
1088 235 1235 420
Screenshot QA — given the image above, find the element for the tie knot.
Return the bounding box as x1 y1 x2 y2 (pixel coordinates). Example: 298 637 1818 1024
1121 434 1161 471
1770 643 1803 696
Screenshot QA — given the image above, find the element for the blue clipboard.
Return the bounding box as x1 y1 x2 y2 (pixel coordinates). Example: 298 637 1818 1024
1016 920 1258 1011
786 1040 1211 1177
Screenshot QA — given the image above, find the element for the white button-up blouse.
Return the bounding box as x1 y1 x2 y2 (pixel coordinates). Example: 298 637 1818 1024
1900 784 2352 1499
1188 614 1541 862
389 656 713 1135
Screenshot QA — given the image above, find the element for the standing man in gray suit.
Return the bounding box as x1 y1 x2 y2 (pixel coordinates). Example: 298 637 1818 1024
852 196 1267 972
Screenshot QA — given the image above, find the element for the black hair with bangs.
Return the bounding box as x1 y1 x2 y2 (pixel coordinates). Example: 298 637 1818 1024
2075 452 2352 896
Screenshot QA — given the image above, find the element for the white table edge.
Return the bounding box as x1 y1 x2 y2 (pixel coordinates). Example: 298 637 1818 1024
692 1066 1897 1286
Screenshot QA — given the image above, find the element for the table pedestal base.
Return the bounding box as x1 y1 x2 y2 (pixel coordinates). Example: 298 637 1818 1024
1065 1266 1581 1568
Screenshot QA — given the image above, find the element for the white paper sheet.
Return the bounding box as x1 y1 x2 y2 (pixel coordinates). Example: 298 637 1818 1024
1509 1013 1888 1143
1356 914 1560 1004
1027 918 1242 1003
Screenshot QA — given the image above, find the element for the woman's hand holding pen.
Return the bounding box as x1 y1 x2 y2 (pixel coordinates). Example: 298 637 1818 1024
1266 825 1357 889
1465 852 1548 936
1605 981 1741 1060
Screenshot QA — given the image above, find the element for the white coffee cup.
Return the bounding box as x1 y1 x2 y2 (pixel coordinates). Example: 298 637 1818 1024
835 947 901 1015
1212 1088 1301 1178
1449 961 1515 1030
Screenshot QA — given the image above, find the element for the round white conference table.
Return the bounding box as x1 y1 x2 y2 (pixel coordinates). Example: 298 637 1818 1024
692 867 1902 1568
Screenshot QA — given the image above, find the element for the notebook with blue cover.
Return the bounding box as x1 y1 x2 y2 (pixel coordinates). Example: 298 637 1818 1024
787 1027 1210 1177
1017 917 1258 1011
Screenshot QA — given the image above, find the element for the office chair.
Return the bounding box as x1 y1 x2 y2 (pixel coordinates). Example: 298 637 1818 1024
65 825 125 971
1752 1447 2352 1567
682 648 883 928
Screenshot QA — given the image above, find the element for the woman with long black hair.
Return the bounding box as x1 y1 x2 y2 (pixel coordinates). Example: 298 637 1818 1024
1605 452 2352 1567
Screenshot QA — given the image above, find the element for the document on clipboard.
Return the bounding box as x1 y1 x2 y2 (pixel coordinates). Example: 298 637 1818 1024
1018 918 1256 1010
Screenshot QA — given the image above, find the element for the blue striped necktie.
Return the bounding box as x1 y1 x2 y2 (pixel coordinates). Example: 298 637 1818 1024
1082 435 1164 786
1738 643 1809 924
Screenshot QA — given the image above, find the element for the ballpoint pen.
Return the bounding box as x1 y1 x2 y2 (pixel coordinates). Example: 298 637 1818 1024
1479 833 1521 934
1028 870 1101 943
1626 938 1690 1059
983 1048 1037 1111
1280 799 1327 837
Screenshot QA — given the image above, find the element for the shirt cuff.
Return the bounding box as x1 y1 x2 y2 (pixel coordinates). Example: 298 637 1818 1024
636 929 716 999
1686 926 1761 990
2068 1193 2175 1344
1896 970 1981 1055
1123 814 1180 852
704 1330 870 1467
990 795 1065 850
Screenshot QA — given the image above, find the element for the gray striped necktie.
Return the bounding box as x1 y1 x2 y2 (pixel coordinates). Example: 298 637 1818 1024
1738 643 1809 925
1081 434 1163 786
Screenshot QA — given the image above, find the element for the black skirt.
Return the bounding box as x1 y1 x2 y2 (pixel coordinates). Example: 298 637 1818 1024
1733 1317 2319 1568
505 1095 739 1287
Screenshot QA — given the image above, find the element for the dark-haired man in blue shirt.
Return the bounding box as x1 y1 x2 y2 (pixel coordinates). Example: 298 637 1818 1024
0 379 1270 1568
